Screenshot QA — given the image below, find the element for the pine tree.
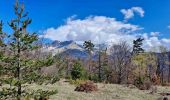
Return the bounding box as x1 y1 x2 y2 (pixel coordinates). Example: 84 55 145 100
6 0 38 99
0 21 6 76
83 40 94 72
0 21 5 47
132 37 144 55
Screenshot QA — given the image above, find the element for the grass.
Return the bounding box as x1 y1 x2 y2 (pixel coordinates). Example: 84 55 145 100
25 79 170 100
1 79 170 100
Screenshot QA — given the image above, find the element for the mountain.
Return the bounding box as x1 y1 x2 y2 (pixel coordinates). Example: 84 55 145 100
42 40 88 58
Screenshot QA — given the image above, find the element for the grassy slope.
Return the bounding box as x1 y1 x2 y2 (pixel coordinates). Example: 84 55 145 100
23 79 170 100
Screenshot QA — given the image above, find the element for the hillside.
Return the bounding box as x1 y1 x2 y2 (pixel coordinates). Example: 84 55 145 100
23 79 170 100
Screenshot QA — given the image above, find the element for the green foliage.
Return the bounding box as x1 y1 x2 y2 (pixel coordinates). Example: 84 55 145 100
134 76 144 86
69 79 86 85
83 40 94 54
71 62 85 80
132 37 144 55
23 70 59 85
23 72 41 84
0 87 18 99
33 56 55 69
89 74 99 82
50 75 60 84
0 0 39 98
134 76 152 90
22 89 58 100
29 89 58 100
0 20 6 47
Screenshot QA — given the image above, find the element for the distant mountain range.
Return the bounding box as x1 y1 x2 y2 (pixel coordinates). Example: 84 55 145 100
41 40 170 60
42 40 89 58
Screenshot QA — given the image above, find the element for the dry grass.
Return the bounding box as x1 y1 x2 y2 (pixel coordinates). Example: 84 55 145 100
24 79 170 100
1 79 170 100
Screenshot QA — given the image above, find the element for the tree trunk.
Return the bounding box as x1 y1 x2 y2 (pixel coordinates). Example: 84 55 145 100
168 55 170 83
161 71 164 85
168 66 170 83
89 53 91 72
98 50 101 82
117 72 121 84
17 38 21 99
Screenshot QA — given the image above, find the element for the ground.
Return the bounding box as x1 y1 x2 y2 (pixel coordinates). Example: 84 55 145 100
22 79 170 100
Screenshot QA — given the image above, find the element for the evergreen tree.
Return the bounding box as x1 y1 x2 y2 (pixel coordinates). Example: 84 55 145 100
83 40 94 71
132 37 144 55
3 1 38 99
0 21 6 47
71 61 84 80
0 21 6 76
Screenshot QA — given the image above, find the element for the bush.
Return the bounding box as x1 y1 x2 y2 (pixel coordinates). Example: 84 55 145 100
69 79 86 85
65 75 72 80
162 83 170 86
74 81 98 93
25 89 58 100
71 62 85 80
89 74 99 82
134 77 144 86
50 76 60 84
144 80 152 90
134 77 152 90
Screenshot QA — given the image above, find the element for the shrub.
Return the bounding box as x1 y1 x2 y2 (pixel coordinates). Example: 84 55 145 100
65 75 72 80
144 80 152 90
50 75 60 84
89 74 99 82
162 83 170 86
134 77 152 90
69 79 86 85
71 62 85 80
134 77 144 86
27 89 58 100
74 81 98 93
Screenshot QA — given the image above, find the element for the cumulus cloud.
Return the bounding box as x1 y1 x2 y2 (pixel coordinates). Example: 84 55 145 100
41 16 141 44
41 16 170 51
142 34 170 51
120 7 144 21
150 32 160 37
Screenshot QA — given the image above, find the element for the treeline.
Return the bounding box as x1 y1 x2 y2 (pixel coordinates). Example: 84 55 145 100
66 38 170 87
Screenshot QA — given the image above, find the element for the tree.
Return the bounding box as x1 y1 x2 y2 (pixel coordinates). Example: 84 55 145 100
83 40 94 72
157 46 168 84
0 21 6 47
110 41 131 84
168 51 170 83
0 21 6 76
98 44 102 82
71 61 85 80
132 37 144 55
3 1 38 99
101 48 110 82
132 53 148 79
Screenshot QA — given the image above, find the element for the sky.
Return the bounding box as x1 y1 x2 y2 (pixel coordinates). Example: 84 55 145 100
0 0 170 51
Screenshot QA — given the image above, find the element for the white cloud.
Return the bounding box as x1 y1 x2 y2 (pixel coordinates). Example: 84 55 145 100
41 16 141 44
41 16 170 51
167 25 170 29
150 32 160 37
120 7 144 21
143 35 170 51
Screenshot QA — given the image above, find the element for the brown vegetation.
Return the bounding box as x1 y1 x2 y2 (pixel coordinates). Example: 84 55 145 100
74 81 98 92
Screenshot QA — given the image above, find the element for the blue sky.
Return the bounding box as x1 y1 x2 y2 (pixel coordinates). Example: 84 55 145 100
0 0 170 50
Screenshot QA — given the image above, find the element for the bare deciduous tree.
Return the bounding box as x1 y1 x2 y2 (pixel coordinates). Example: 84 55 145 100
110 41 131 84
